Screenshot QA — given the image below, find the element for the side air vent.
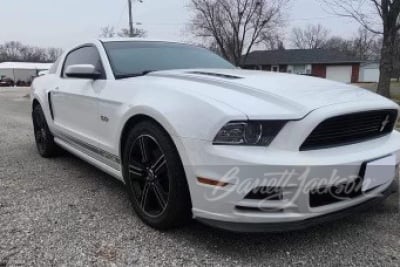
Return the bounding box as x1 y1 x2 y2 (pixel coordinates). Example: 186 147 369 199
187 71 242 79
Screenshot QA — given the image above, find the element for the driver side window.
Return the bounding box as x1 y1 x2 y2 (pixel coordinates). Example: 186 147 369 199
62 46 105 79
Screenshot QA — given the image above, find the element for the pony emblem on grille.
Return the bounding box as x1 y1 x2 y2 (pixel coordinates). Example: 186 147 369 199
380 115 390 132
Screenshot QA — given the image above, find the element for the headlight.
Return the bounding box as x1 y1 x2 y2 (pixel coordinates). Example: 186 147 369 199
213 121 286 146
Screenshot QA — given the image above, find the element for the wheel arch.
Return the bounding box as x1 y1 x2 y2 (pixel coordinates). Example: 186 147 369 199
118 113 186 165
119 113 194 227
120 114 158 161
32 98 41 109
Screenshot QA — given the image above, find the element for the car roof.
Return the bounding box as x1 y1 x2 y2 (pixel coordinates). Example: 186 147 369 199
66 38 197 55
98 38 184 44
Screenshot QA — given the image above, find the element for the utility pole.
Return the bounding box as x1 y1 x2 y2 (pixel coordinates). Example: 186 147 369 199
128 0 134 37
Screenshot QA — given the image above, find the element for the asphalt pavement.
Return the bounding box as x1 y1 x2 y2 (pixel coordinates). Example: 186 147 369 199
0 87 399 266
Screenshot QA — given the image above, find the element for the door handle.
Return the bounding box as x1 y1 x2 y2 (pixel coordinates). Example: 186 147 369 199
54 86 59 91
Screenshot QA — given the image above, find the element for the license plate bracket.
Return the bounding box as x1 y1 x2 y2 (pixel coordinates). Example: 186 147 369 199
360 155 396 192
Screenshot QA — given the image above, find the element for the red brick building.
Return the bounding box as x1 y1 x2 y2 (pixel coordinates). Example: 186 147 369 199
241 49 363 84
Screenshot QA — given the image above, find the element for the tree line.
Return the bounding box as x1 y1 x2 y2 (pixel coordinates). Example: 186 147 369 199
0 41 63 63
291 25 380 60
291 24 400 81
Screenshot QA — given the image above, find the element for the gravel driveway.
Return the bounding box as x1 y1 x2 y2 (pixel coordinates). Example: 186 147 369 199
1 87 399 266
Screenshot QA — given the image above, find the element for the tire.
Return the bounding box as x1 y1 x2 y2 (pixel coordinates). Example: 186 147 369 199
32 104 58 158
122 121 192 230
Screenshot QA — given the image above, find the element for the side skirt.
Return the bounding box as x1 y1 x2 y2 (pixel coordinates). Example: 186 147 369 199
54 136 124 183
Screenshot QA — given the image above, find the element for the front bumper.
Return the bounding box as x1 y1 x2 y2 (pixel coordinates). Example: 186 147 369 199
178 131 400 231
198 180 398 233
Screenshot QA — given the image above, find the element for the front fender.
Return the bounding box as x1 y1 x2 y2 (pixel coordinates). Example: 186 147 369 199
115 87 248 166
116 86 247 143
31 86 53 131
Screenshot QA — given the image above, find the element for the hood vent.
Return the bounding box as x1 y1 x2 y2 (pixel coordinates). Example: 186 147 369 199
187 71 242 80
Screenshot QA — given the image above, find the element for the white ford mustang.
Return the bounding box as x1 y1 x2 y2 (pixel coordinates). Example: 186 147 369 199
31 39 400 232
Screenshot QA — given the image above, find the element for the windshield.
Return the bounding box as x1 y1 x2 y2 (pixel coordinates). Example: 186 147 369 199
103 41 235 78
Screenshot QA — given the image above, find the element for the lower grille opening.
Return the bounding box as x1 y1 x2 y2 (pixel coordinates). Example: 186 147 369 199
309 178 362 208
235 206 284 213
244 187 283 201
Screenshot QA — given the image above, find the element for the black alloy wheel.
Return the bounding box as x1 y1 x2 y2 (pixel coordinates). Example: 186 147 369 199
128 134 170 217
32 104 58 157
123 121 192 229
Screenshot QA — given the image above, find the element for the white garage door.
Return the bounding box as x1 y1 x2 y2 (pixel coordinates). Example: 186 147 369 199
360 68 380 82
326 66 352 83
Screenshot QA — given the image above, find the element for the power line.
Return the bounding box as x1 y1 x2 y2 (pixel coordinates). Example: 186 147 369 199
115 1 129 29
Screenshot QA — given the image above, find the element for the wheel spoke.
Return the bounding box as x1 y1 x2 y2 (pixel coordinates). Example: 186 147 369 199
138 136 149 163
153 181 167 209
140 182 151 209
151 154 166 175
128 163 145 180
129 134 171 217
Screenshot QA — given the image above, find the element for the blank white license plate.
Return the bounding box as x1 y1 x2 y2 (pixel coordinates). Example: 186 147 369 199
362 155 396 192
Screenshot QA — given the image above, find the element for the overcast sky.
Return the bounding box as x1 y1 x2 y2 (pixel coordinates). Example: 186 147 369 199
0 0 374 50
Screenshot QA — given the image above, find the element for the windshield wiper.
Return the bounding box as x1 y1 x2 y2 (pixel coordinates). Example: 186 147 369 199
115 70 155 79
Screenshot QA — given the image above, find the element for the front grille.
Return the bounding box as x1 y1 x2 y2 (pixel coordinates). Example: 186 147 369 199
301 109 398 151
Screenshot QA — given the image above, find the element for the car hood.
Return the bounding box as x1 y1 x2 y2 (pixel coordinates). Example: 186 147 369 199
148 68 394 119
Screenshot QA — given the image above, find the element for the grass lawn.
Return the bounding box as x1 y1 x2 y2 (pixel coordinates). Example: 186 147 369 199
355 81 400 102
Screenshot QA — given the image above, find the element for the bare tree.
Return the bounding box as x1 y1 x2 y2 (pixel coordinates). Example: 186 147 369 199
352 27 379 60
99 26 146 38
118 28 146 37
323 36 353 52
1 41 24 60
322 28 379 60
100 26 117 38
0 41 62 63
262 32 285 50
189 0 289 65
46 48 63 62
19 46 47 62
371 37 383 58
321 0 400 98
291 24 329 49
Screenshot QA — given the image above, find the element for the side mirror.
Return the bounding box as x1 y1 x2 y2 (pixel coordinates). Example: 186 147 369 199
65 64 102 79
